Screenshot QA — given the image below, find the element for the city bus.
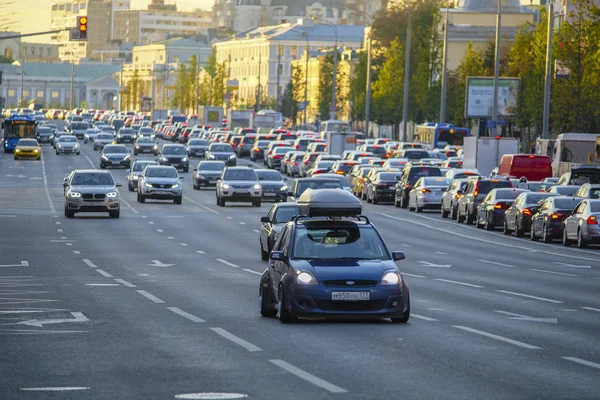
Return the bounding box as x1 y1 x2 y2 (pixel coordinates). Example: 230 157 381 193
1 114 37 152
414 123 470 149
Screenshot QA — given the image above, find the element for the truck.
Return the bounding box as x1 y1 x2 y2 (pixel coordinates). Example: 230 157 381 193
462 136 520 176
227 110 252 130
152 110 168 121
551 133 600 177
250 113 277 130
198 106 223 127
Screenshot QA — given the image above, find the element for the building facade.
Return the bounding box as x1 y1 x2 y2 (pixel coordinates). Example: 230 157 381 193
0 32 60 63
0 63 119 109
213 19 365 109
112 0 212 45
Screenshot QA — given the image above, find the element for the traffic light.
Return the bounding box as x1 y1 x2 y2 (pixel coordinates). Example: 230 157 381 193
78 16 87 40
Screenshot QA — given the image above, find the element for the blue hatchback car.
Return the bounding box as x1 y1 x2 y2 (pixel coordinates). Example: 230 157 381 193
259 189 411 323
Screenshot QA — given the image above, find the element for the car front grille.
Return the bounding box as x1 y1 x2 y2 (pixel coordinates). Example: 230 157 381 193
166 158 182 163
231 184 252 189
152 184 172 188
322 280 378 288
81 193 106 201
314 300 386 312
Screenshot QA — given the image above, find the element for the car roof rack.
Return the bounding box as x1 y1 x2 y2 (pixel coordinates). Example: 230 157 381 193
292 215 370 224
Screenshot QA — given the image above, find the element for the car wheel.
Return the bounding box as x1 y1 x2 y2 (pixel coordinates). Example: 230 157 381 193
128 184 134 192
394 196 401 208
278 286 297 324
416 204 423 213
109 210 120 218
530 225 538 241
56 151 59 155
449 204 456 220
577 229 587 248
503 221 511 235
390 298 410 324
100 164 105 169
465 209 475 225
456 207 465 223
139 193 145 203
253 200 261 207
542 224 552 243
484 214 495 230
562 229 571 246
367 195 372 203
65 210 75 219
441 205 449 219
183 167 189 173
515 219 525 237
260 238 269 261
174 196 182 205
193 182 198 190
76 152 80 155
400 194 408 209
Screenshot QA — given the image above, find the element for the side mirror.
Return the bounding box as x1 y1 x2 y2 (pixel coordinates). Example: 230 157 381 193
258 176 264 181
392 251 406 261
456 190 463 195
270 251 285 261
116 183 123 187
193 168 198 171
63 182 69 187
260 216 270 223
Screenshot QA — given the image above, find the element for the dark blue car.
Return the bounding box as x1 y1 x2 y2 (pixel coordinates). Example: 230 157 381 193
259 189 410 323
475 188 528 230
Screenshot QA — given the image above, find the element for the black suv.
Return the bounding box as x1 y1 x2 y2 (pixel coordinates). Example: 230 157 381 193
456 177 513 224
394 164 442 208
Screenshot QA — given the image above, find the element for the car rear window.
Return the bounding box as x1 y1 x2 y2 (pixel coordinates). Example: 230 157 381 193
408 167 442 182
243 135 256 144
495 190 523 200
524 194 553 204
404 150 430 159
591 202 600 212
273 207 299 224
478 180 512 193
554 198 580 209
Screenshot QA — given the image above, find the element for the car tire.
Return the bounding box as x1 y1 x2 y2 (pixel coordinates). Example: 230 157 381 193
254 200 261 207
456 208 465 223
449 204 456 220
394 196 401 208
441 205 449 219
138 193 145 204
362 192 367 200
416 205 423 213
174 196 182 205
372 195 378 205
542 224 552 243
530 224 538 240
503 221 511 235
484 214 494 231
400 194 408 209
183 167 189 173
367 195 372 204
100 164 105 169
577 229 587 248
76 152 80 155
466 209 475 225
562 229 571 246
278 286 297 324
260 238 269 261
65 210 74 219
109 210 120 218
515 219 525 237
193 182 199 190
390 298 410 324
56 151 59 155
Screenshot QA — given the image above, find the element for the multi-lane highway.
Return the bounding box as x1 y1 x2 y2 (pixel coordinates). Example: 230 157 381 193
0 133 599 399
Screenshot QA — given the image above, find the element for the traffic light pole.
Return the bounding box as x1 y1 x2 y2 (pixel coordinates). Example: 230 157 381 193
0 30 63 41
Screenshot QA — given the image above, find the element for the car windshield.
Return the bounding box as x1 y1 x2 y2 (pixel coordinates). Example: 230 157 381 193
479 180 512 193
296 180 342 196
211 144 232 152
524 194 553 204
316 161 335 169
189 139 208 146
133 162 156 172
38 128 51 133
104 146 127 154
59 136 77 142
273 207 299 224
408 167 441 182
199 162 225 171
256 170 283 181
138 138 154 143
72 173 114 186
553 198 581 209
120 129 133 134
224 169 257 181
423 177 451 186
404 150 430 159
274 147 294 155
163 146 185 154
146 167 178 178
378 173 402 181
293 225 389 260
18 139 38 146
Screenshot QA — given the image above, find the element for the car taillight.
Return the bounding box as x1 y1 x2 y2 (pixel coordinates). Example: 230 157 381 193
473 189 478 197
587 216 598 225
494 203 509 210
335 170 345 175
292 162 297 166
295 145 299 149
405 184 410 188
421 188 431 193
273 155 282 159
550 213 565 219
254 148 261 152
304 160 310 164
455 194 461 199
523 208 532 215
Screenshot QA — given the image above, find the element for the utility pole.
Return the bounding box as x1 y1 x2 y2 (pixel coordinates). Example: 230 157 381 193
276 45 282 112
439 7 449 124
303 33 309 126
491 0 502 138
256 50 261 112
542 3 554 140
69 59 75 110
118 57 123 111
330 28 338 120
401 12 411 142
364 32 372 137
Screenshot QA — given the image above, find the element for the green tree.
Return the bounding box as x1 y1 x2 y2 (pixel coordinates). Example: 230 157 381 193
348 51 367 123
318 55 334 120
172 63 189 112
188 55 200 114
211 61 226 106
130 69 141 110
371 39 404 125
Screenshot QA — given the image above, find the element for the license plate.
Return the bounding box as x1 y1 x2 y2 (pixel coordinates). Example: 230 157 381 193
331 291 370 301
264 193 277 197
389 186 395 190
111 161 120 164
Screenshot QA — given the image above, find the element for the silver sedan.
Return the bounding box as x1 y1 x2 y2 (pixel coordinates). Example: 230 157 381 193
562 199 600 248
408 177 452 212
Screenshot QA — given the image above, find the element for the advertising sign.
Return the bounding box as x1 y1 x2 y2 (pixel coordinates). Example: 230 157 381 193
465 77 520 119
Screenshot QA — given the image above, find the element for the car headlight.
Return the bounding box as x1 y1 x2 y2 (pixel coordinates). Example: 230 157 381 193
33 149 39 153
74 144 80 149
125 155 131 160
229 154 236 159
208 154 215 159
145 182 153 188
296 271 318 285
106 192 118 198
15 148 21 153
136 146 140 149
253 184 262 190
199 174 206 179
381 270 401 286
222 183 230 190
117 135 121 138
171 183 179 188
58 144 63 148
182 157 188 162
132 175 139 180
281 185 288 192
153 145 158 149
101 155 108 160
68 191 81 198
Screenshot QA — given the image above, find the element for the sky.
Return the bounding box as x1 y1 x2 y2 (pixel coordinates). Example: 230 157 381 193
4 0 214 43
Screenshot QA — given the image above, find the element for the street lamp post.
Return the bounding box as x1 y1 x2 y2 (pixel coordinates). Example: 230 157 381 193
439 7 450 124
492 0 502 138
302 31 309 126
401 12 411 142
365 32 372 137
11 60 24 107
312 17 338 120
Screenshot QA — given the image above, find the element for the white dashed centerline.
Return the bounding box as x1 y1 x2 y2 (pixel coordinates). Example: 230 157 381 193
82 259 98 269
561 357 600 370
253 229 260 233
95 269 113 278
496 290 563 304
477 259 516 268
73 250 81 255
21 387 90 392
183 195 220 215
435 279 483 288
136 290 165 304
529 269 578 277
114 278 136 288
156 229 163 233
217 259 240 268
210 327 262 352
167 307 206 322
121 199 139 214
243 269 262 276
180 243 188 246
196 250 205 254
269 359 348 394
411 313 438 322
453 326 541 350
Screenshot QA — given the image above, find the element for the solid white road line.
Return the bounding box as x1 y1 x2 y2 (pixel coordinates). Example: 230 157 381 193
453 325 541 350
180 243 188 246
0 215 16 218
196 250 205 254
269 359 348 394
156 229 163 232
82 259 98 269
21 387 90 392
581 307 600 313
496 290 563 304
402 273 426 279
210 327 262 352
253 229 260 233
217 259 240 268
243 269 262 276
435 279 483 288
114 278 136 288
85 283 120 287
136 290 165 304
40 153 56 214
411 313 438 321
529 269 578 277
73 251 80 255
477 259 516 268
95 269 113 278
167 307 206 322
561 357 600 370
183 195 220 215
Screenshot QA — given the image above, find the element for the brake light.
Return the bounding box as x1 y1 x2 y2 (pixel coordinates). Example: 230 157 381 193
473 190 478 197
523 208 532 215
254 148 261 152
285 160 291 164
405 184 410 189
550 213 565 219
335 170 345 175
494 203 509 210
455 194 461 199
273 155 282 159
292 162 297 166
421 188 431 193
588 216 598 225
304 160 310 164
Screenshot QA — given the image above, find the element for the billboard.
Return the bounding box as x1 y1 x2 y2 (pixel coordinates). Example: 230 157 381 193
465 77 520 119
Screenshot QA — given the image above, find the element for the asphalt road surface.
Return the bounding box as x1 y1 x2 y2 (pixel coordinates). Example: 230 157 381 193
0 130 599 399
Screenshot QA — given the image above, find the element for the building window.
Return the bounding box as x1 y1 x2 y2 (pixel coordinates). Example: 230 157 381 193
23 90 30 98
51 90 59 99
278 64 283 75
23 47 28 55
48 48 52 55
8 89 15 97
66 4 71 11
291 46 297 59
4 47 13 59
80 2 86 9
37 90 44 98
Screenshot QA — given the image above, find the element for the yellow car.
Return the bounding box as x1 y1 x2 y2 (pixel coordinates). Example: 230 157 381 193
14 138 41 160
